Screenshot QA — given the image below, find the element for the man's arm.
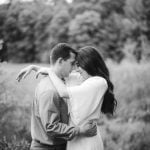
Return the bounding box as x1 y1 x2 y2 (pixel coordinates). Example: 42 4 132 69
39 89 96 141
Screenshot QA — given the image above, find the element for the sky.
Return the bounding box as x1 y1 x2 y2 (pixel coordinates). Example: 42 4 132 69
0 0 73 5
0 0 32 4
0 0 8 4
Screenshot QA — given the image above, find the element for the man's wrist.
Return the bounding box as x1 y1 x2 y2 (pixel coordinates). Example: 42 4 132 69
67 126 80 141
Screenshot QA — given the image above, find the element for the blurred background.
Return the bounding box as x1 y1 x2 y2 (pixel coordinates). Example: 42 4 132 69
0 0 150 149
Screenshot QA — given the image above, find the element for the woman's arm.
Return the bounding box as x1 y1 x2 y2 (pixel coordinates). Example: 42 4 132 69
16 65 49 82
48 70 69 99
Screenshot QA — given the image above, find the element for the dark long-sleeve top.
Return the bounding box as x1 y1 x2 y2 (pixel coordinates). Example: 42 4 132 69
31 77 79 146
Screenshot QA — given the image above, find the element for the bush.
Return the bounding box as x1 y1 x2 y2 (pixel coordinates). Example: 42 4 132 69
1 62 150 150
0 65 31 142
0 136 30 150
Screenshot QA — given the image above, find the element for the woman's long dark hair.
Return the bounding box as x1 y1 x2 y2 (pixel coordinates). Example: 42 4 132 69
77 46 117 115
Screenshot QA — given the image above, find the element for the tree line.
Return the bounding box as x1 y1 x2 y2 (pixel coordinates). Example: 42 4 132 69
0 0 150 63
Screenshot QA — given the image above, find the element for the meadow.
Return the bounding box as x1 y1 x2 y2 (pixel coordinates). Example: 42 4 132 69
0 61 150 150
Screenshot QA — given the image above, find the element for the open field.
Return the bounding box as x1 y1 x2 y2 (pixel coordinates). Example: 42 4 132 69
0 61 150 150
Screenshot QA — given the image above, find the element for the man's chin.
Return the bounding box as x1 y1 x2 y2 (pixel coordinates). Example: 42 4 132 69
64 73 70 78
65 75 69 78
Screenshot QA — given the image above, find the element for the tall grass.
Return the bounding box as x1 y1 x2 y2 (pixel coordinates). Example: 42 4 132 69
107 60 150 120
0 61 150 150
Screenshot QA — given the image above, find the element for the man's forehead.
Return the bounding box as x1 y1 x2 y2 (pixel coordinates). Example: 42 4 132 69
69 58 76 64
0 40 3 44
69 52 76 60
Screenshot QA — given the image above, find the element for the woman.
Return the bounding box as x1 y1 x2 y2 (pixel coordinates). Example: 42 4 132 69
17 46 117 150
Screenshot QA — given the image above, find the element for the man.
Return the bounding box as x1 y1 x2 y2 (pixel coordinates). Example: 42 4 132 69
17 43 96 150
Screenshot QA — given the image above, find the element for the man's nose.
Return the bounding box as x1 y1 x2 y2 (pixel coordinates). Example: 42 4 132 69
72 64 77 71
75 66 80 72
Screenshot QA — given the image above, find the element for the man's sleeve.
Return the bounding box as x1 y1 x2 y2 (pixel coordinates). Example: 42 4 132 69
38 89 80 141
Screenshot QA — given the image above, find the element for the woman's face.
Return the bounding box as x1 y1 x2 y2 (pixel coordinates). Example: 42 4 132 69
75 65 90 80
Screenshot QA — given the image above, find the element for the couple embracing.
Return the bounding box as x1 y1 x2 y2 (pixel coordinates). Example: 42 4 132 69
17 43 117 150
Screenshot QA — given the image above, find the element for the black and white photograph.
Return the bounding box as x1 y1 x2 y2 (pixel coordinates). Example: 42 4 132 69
0 0 150 150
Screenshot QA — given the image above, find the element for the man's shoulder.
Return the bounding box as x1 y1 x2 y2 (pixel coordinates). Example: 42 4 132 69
39 76 51 84
36 77 54 93
35 77 60 106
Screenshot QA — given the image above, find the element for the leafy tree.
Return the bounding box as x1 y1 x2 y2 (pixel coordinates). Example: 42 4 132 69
69 2 98 17
48 6 71 47
3 3 35 62
100 0 125 18
69 10 101 49
142 0 150 39
31 3 53 62
0 5 7 38
3 1 53 62
0 0 150 62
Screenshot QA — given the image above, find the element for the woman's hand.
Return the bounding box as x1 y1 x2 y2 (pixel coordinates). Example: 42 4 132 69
36 68 51 79
79 120 97 137
16 65 39 82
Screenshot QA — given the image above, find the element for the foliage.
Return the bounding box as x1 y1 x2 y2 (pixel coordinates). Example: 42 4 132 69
0 0 150 62
110 61 150 120
69 10 101 48
0 5 7 38
0 65 31 142
49 7 71 46
0 136 30 150
103 120 150 150
0 61 150 149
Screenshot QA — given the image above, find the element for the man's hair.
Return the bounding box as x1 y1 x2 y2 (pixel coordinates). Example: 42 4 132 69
50 43 77 64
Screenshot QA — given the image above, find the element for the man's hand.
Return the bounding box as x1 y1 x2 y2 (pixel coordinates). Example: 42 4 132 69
79 120 97 137
16 65 35 82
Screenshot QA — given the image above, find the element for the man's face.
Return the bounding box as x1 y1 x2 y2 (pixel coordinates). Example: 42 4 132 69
60 52 76 78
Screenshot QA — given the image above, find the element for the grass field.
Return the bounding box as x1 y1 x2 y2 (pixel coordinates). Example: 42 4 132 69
0 61 150 150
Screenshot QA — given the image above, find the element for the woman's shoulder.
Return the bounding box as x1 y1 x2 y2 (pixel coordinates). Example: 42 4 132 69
87 76 107 87
89 76 106 82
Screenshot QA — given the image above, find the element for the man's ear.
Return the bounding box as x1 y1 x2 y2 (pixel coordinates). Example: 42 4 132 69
57 57 64 64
